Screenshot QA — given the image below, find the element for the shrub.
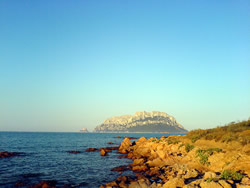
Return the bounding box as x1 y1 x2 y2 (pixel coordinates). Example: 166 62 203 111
185 144 195 152
167 139 180 145
186 120 250 145
196 149 210 165
220 170 243 181
191 134 201 143
196 148 222 166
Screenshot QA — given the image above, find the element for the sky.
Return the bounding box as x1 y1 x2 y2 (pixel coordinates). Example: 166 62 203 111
0 0 249 132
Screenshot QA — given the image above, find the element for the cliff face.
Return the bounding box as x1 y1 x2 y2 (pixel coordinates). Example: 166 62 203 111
94 111 187 133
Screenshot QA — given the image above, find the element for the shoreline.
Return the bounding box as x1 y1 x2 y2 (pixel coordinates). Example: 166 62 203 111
101 134 250 188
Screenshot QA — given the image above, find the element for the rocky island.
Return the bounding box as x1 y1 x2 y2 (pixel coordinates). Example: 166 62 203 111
79 128 89 133
94 111 187 133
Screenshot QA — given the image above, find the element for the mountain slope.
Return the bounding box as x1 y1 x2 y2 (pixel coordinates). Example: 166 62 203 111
94 111 187 133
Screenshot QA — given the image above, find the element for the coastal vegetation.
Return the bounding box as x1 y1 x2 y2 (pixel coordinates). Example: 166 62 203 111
186 119 250 145
196 148 222 165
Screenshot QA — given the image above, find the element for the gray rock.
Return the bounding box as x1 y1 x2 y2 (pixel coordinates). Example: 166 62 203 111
94 111 187 133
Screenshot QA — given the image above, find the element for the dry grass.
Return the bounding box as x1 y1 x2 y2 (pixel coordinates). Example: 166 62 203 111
186 120 250 145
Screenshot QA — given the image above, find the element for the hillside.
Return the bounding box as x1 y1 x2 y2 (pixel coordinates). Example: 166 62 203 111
94 111 187 133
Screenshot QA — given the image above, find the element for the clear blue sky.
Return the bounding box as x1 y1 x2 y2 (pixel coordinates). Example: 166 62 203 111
0 0 249 132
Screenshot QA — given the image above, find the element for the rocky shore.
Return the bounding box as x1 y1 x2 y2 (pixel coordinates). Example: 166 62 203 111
101 133 250 188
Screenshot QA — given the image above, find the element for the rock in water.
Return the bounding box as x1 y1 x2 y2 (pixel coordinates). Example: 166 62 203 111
94 111 187 133
100 149 108 156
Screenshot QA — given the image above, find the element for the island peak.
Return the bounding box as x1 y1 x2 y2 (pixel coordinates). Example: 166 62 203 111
94 111 187 133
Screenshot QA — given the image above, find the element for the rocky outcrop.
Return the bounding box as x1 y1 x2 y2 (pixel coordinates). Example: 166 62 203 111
67 150 81 154
101 136 250 188
94 111 187 133
0 152 24 158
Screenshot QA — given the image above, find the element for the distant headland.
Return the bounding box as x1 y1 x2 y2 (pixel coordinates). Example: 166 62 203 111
93 111 187 133
79 128 89 133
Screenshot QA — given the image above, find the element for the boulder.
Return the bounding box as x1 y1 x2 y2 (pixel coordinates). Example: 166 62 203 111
133 158 145 166
118 138 132 154
138 179 151 188
203 172 217 179
132 165 148 172
241 177 250 185
147 158 166 167
163 178 185 188
137 137 147 143
100 149 108 156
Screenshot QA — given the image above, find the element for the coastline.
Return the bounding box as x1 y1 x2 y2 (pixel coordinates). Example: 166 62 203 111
101 133 250 187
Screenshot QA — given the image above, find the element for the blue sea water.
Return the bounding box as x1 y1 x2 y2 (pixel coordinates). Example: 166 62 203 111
0 132 175 187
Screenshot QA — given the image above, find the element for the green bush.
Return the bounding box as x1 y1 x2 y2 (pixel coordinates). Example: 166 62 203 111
191 134 201 143
167 139 180 145
196 148 222 166
186 120 250 145
196 149 210 165
220 170 243 181
185 144 195 152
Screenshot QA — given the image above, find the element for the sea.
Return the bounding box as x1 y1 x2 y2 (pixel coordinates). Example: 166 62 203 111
0 132 178 187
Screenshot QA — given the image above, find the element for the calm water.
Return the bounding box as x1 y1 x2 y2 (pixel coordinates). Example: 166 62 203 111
0 132 175 187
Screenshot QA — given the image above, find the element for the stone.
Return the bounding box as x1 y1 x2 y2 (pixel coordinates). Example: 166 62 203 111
242 177 250 185
125 137 137 140
117 176 128 182
67 151 81 154
111 165 130 172
101 146 119 152
200 181 223 188
138 179 151 188
119 181 128 188
236 184 250 188
147 158 167 167
183 185 197 188
105 181 118 187
118 138 132 154
156 150 166 160
138 137 147 142
133 158 145 166
100 149 108 156
85 148 98 152
218 180 232 188
117 154 128 159
184 169 199 179
0 151 23 158
132 165 148 172
128 181 141 188
162 178 185 188
203 172 217 179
